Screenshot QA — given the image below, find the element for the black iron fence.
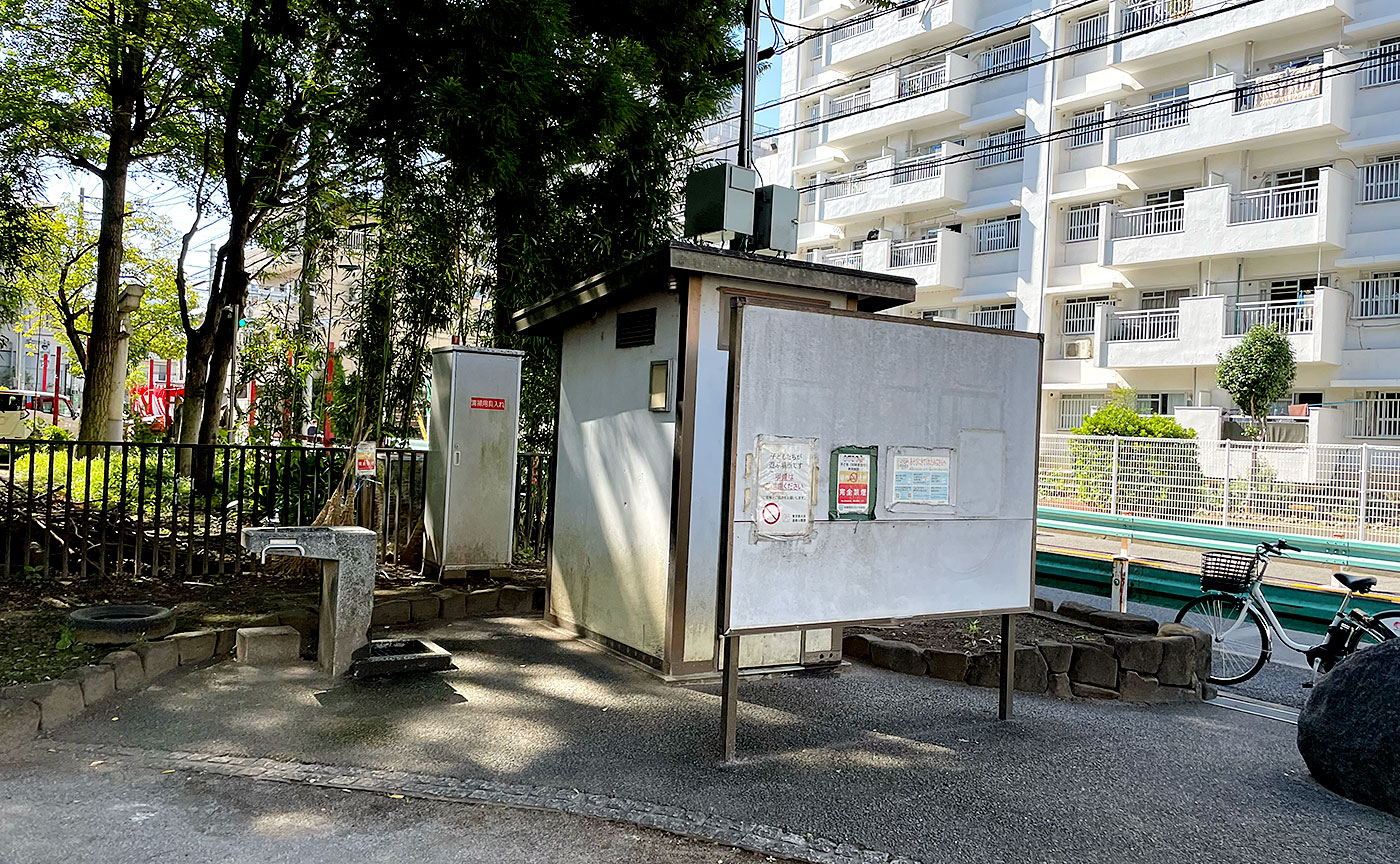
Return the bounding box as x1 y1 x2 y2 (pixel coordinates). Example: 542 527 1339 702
0 440 550 582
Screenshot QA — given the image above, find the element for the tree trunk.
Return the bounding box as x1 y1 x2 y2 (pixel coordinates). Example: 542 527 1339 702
77 149 131 442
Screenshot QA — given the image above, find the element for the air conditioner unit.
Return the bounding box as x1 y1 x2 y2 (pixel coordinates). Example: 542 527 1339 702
1064 339 1094 359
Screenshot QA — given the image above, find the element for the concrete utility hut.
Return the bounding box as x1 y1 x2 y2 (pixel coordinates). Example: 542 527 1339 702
513 242 915 680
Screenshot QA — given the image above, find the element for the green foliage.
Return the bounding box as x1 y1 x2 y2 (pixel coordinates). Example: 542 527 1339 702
1070 404 1199 514
1217 325 1296 431
1074 403 1196 439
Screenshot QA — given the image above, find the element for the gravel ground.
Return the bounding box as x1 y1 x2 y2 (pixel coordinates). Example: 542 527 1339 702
0 747 774 864
17 616 1398 864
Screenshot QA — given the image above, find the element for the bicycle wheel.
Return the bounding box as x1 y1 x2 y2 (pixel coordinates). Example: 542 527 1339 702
1176 593 1271 685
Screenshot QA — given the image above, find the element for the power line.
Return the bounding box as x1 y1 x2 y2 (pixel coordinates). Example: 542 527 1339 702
699 0 1272 156
720 0 1100 127
793 54 1373 195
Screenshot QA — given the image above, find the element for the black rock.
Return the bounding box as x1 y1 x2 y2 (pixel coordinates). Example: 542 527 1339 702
1297 639 1400 816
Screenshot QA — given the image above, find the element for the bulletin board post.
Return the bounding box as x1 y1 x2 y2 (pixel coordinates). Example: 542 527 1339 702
714 297 1042 762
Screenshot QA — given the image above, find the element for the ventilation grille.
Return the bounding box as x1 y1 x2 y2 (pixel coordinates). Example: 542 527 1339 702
616 308 657 349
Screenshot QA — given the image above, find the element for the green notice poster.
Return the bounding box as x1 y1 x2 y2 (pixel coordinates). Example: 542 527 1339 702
829 445 878 521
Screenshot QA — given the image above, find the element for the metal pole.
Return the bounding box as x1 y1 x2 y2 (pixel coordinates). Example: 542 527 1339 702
1112 555 1129 613
998 614 1016 720
720 633 740 762
1359 444 1371 541
1108 437 1119 515
1222 439 1231 526
52 345 61 425
737 0 760 171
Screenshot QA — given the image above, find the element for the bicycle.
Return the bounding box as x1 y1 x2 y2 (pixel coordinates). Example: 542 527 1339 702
1174 539 1400 686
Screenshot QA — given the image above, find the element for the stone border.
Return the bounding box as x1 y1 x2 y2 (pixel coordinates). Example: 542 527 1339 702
39 741 920 864
1 626 242 752
843 602 1217 704
0 585 547 754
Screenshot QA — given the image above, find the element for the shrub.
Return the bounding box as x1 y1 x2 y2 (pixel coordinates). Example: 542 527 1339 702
1073 403 1195 439
1070 403 1200 515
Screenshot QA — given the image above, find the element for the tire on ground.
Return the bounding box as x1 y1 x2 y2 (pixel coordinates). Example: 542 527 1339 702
67 605 177 645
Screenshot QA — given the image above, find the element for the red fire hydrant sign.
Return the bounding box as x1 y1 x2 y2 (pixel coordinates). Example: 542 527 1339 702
829 445 878 521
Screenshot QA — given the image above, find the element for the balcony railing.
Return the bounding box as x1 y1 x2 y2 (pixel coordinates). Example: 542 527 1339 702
1234 65 1322 113
1229 182 1318 223
1065 205 1101 242
823 249 864 269
1117 98 1189 138
899 63 946 98
969 307 1017 330
1360 161 1400 204
1072 11 1110 48
973 219 1020 254
1113 202 1184 238
826 170 866 199
889 237 939 268
827 88 871 118
977 128 1025 167
1226 298 1315 335
1068 107 1105 149
830 16 875 44
1355 393 1400 438
1122 0 1193 35
978 37 1031 75
1109 308 1180 341
1356 277 1400 319
891 150 943 184
1363 44 1400 88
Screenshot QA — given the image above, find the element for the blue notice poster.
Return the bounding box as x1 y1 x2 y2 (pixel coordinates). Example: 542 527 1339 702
890 452 952 505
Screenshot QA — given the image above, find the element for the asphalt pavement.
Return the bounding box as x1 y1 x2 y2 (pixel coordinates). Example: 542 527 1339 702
8 616 1396 864
0 747 773 864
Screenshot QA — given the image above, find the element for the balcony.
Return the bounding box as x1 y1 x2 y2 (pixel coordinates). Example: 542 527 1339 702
1110 51 1351 167
1093 289 1347 368
1103 168 1350 269
850 228 970 291
827 0 976 70
818 144 972 223
968 306 1017 330
795 0 860 24
1354 277 1400 319
823 54 975 146
1116 0 1353 71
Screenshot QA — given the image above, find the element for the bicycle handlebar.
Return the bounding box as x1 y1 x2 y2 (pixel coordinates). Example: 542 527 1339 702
1258 539 1299 556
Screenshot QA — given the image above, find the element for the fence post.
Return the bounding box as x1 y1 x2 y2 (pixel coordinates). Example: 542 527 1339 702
1109 437 1120 515
1359 444 1371 541
1222 440 1231 526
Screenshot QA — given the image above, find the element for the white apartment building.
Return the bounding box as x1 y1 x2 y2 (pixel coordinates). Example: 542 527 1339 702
758 0 1400 442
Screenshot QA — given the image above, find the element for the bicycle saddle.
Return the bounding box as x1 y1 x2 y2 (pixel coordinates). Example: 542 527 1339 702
1333 572 1377 594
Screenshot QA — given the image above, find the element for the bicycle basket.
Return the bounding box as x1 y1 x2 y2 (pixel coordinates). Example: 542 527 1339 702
1200 551 1257 593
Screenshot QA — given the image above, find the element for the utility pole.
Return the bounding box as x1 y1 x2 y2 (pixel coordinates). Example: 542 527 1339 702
737 0 760 171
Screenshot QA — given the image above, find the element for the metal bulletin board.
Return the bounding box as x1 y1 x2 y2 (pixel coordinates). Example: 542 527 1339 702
715 298 1043 758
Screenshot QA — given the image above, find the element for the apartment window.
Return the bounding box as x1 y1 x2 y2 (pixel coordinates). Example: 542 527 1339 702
1063 295 1112 336
920 308 956 321
1065 203 1103 242
1357 271 1400 319
1364 36 1400 88
1268 53 1325 73
977 125 1026 167
1145 188 1189 206
1266 276 1326 301
1140 288 1189 309
973 215 1021 254
1150 85 1189 102
1355 391 1400 438
1360 153 1400 203
978 36 1031 75
1059 394 1108 430
1136 393 1189 416
1266 167 1322 187
1067 108 1104 149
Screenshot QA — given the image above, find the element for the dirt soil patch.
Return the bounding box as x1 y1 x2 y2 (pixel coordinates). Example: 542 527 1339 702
1 562 545 688
848 613 1105 655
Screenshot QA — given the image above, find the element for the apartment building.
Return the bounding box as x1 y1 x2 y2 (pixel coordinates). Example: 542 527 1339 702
758 0 1400 442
